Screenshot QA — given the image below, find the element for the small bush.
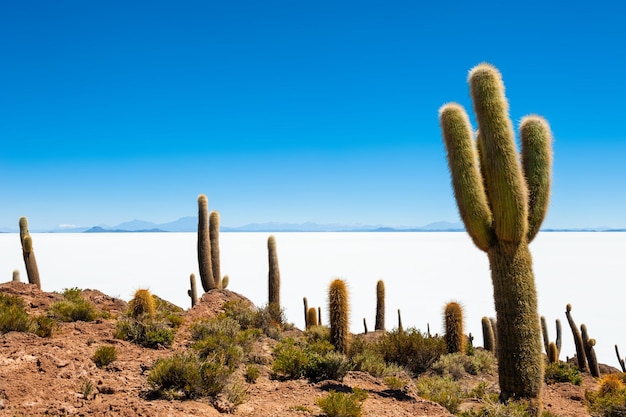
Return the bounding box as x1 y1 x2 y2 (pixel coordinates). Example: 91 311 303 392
272 338 311 379
34 315 56 337
457 399 541 417
148 353 203 398
93 345 117 368
416 374 464 413
0 294 33 334
306 351 351 382
114 318 175 348
223 378 248 407
543 362 582 385
222 300 257 329
384 375 409 390
245 364 260 383
377 328 447 376
432 350 497 380
586 374 626 417
49 288 98 322
317 388 367 417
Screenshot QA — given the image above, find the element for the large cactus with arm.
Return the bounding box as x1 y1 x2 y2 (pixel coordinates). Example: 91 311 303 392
19 216 41 289
197 194 215 292
439 63 552 412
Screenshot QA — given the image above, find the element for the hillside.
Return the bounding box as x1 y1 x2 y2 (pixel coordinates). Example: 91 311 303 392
0 281 600 416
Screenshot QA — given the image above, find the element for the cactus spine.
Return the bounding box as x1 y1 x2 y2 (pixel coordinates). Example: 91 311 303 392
267 235 280 309
19 217 41 289
329 279 349 354
581 324 600 377
481 316 496 353
197 195 215 292
130 289 155 319
565 304 588 372
444 302 466 354
439 63 552 409
209 210 222 289
306 307 318 328
375 279 385 331
188 273 198 307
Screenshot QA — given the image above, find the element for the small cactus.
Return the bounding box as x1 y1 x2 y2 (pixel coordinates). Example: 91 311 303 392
540 316 561 362
482 316 496 353
130 289 155 319
188 273 198 307
221 275 229 289
565 304 588 372
197 195 214 292
267 235 280 309
547 342 559 364
12 270 20 282
397 309 403 333
19 217 41 288
444 302 466 354
306 307 318 328
363 318 368 334
615 345 626 372
303 297 309 328
329 279 349 354
375 280 385 331
318 306 322 326
209 210 222 289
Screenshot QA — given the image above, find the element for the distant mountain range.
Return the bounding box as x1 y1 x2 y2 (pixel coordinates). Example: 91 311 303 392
1 218 624 233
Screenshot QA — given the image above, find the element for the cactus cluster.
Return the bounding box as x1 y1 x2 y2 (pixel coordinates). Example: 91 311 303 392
197 195 226 294
19 216 41 289
439 63 552 411
565 304 588 372
540 316 562 363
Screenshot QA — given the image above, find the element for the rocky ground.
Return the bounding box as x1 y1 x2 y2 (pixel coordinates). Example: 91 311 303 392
0 281 602 416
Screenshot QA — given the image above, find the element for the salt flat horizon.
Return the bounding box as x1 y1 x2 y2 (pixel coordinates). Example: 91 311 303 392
1 231 624 371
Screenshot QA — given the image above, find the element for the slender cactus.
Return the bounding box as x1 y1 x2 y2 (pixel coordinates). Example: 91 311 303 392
482 316 496 353
329 279 349 354
267 235 280 309
318 306 322 326
363 318 368 334
440 63 552 411
565 304 588 372
581 324 600 377
303 297 309 329
397 309 403 333
375 279 385 331
188 273 198 307
615 345 626 372
197 195 214 292
19 217 41 288
209 210 222 289
541 316 561 362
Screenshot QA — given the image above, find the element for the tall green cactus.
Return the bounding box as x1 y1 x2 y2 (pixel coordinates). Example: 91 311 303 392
444 302 466 354
397 309 403 333
209 210 222 289
565 304 588 372
267 235 280 309
19 217 41 289
375 279 385 331
306 307 318 329
439 63 552 409
329 278 349 354
303 297 309 328
197 194 215 292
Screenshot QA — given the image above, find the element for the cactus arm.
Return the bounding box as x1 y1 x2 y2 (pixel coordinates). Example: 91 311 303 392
439 103 493 251
540 316 550 354
520 116 553 242
209 211 222 289
565 304 588 372
469 64 529 243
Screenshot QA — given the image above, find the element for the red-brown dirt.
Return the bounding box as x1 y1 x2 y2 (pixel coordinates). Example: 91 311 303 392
0 281 601 416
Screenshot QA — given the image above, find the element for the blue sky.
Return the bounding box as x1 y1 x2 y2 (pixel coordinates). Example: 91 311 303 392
1 1 625 230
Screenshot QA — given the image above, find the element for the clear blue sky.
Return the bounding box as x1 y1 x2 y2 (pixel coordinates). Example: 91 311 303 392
1 1 625 230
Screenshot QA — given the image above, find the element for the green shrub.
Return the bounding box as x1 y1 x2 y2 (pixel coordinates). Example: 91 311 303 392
148 352 203 398
49 288 98 322
245 364 260 383
543 362 582 385
317 388 367 417
34 315 56 337
416 374 464 413
199 359 232 396
114 318 175 348
431 350 497 380
306 351 351 382
377 328 447 376
383 375 409 390
93 345 117 368
222 300 257 329
585 374 626 417
223 378 248 406
272 338 311 379
0 294 33 334
349 337 396 378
